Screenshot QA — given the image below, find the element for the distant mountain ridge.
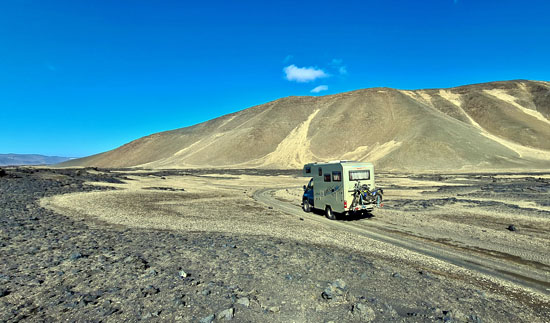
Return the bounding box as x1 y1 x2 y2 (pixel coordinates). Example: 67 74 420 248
61 80 550 171
0 154 73 166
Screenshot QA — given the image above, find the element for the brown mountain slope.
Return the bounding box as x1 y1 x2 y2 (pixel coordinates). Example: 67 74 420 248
62 80 550 171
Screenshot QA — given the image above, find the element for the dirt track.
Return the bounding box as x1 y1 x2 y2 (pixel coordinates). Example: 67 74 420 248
254 185 550 296
2 167 550 322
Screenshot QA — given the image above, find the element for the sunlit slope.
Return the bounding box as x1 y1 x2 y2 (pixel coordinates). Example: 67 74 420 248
61 80 550 170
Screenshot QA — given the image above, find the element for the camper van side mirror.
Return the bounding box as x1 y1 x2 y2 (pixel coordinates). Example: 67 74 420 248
303 185 306 191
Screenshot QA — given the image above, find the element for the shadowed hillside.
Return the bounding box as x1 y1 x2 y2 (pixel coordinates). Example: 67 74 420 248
61 80 550 171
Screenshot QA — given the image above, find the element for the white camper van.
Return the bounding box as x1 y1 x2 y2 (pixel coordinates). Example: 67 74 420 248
302 161 383 220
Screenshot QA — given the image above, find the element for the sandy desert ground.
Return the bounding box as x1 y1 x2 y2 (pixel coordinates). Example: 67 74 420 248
1 167 549 322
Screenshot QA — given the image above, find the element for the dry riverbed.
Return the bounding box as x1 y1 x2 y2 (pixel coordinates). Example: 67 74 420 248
1 167 549 322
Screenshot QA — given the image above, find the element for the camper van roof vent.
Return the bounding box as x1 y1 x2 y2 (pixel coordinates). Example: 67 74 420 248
327 160 355 163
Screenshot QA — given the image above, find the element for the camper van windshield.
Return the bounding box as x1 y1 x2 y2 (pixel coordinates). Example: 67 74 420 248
349 170 370 181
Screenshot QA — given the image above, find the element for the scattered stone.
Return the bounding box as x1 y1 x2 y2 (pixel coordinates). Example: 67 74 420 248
200 314 215 323
268 306 280 313
332 279 346 289
140 285 160 297
321 288 333 300
201 289 211 296
82 292 101 305
451 309 468 321
237 297 250 307
142 311 160 319
322 280 347 300
146 269 158 277
0 168 6 177
173 296 186 306
69 252 83 261
218 307 235 320
0 289 10 297
418 270 432 278
299 217 304 221
179 270 189 278
123 255 149 269
391 272 402 278
352 303 376 322
507 225 517 232
442 310 454 322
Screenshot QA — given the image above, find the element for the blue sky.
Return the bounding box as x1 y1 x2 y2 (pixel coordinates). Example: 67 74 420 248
1 0 549 157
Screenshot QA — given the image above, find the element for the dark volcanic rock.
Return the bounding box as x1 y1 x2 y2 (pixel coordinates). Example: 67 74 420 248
141 285 160 297
143 186 185 192
0 168 547 322
507 224 518 232
321 280 347 300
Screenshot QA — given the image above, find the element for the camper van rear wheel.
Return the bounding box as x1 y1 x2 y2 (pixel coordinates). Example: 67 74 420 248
302 199 311 213
325 206 336 220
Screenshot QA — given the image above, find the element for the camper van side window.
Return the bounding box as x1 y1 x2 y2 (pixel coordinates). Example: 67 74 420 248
324 174 331 182
305 166 311 174
332 171 342 182
349 170 370 181
318 168 322 176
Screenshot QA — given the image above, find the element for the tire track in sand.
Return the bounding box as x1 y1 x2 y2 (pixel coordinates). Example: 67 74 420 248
253 187 550 296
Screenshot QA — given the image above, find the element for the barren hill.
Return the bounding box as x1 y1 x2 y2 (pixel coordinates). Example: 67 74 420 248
62 80 550 171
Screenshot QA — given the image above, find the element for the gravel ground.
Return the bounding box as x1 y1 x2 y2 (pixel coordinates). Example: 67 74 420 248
1 167 549 322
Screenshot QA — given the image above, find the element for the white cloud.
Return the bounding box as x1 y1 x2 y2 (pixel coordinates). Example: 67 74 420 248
329 58 347 75
311 85 328 93
283 64 328 83
338 66 347 75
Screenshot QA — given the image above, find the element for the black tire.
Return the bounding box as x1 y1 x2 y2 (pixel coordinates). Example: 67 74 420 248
325 206 336 220
302 199 311 213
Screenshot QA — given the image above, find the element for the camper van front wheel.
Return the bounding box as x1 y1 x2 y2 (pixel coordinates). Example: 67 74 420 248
325 206 336 220
302 199 311 213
